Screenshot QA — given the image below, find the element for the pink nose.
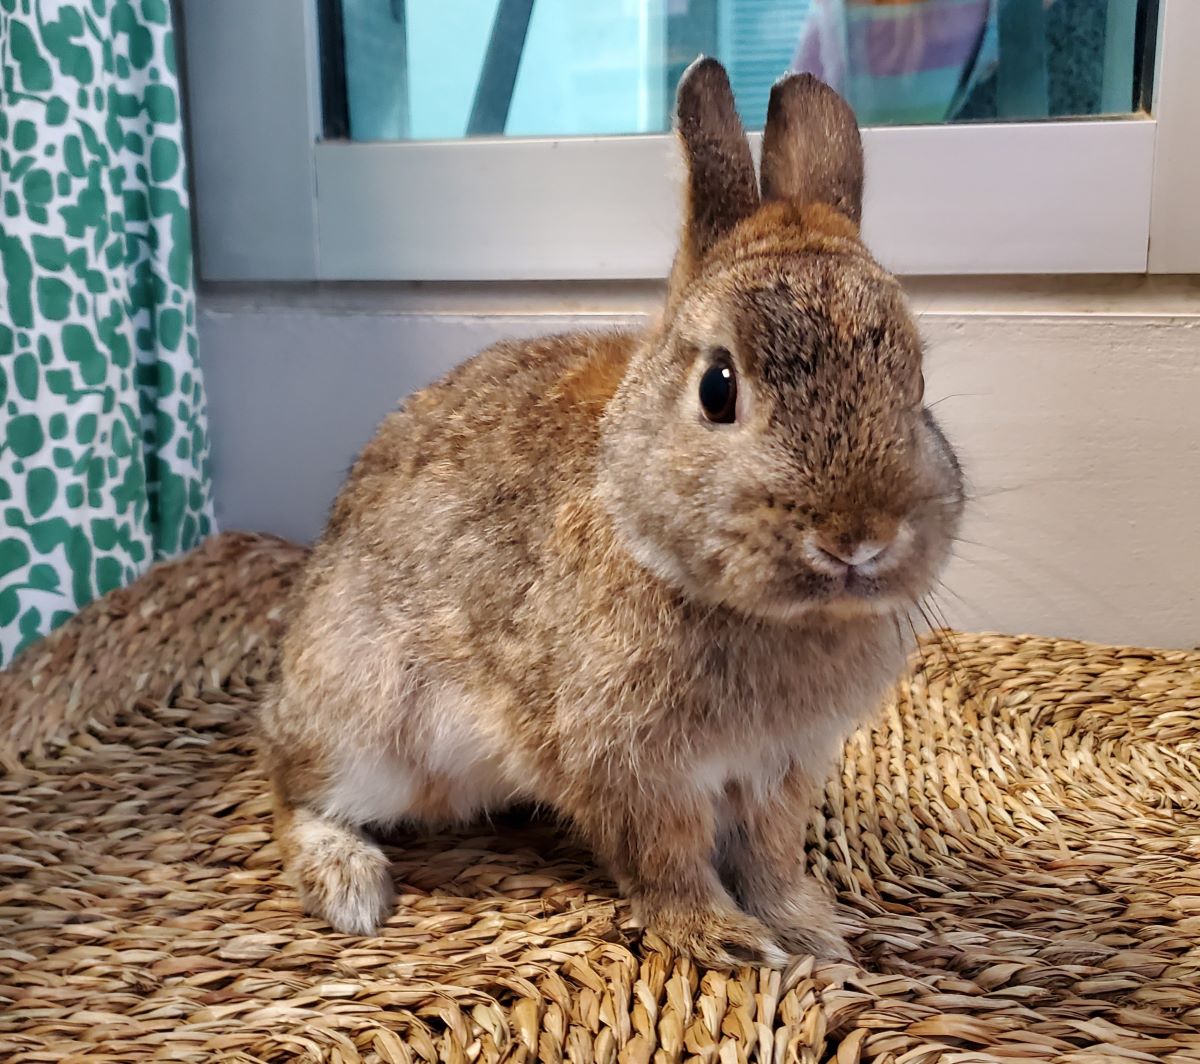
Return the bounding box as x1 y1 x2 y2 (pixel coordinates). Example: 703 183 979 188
812 535 890 568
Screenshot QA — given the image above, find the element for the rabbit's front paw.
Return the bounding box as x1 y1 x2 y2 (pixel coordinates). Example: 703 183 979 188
289 812 395 935
747 881 857 962
648 907 787 969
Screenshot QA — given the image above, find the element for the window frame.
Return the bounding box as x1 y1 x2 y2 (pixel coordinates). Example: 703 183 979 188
181 0 1197 282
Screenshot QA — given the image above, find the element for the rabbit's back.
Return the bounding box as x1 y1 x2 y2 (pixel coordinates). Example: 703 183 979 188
264 329 643 767
260 328 644 836
326 328 639 559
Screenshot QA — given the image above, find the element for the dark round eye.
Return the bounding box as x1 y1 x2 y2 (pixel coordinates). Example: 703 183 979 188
699 353 737 424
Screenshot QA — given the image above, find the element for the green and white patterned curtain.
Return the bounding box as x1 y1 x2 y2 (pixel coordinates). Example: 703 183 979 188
1 0 212 665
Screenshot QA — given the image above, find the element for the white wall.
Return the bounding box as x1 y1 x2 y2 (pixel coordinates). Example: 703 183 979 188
198 278 1200 648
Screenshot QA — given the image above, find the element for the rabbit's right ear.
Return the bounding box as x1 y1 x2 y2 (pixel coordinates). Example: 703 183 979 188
760 73 864 226
667 57 759 305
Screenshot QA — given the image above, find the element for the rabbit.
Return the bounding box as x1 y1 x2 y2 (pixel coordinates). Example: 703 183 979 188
257 57 965 969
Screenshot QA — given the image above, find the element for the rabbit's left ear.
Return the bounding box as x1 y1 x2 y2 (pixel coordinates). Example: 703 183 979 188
760 73 864 226
668 57 759 303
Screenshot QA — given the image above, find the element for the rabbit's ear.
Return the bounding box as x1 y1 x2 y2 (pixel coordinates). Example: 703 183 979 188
760 73 863 226
668 57 758 299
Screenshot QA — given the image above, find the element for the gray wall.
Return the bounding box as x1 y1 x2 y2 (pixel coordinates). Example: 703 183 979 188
198 279 1200 648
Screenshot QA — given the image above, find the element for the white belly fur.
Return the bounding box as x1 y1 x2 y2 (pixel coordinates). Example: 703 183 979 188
317 679 523 826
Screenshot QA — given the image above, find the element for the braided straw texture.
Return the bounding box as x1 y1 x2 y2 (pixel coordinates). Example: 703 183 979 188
2 532 1198 1063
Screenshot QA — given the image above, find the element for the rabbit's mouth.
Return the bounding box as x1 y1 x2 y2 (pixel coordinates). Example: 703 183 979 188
755 530 945 621
779 524 920 614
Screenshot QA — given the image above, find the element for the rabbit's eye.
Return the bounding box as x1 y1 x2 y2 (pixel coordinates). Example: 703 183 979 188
699 353 737 424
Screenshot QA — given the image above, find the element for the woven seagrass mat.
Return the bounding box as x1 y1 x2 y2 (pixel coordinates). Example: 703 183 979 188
1 532 1199 1064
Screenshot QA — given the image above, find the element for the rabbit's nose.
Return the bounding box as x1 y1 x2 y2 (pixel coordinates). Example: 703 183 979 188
806 530 899 576
814 536 889 568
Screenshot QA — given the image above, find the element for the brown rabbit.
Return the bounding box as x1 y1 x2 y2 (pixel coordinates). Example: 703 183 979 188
258 59 964 968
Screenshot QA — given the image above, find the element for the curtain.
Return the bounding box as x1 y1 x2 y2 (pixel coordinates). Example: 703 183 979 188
0 0 212 665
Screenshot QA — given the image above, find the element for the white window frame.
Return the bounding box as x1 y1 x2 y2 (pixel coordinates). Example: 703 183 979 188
181 0 1198 282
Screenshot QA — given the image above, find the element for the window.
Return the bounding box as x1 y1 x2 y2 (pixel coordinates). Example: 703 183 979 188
182 0 1199 281
334 0 1152 140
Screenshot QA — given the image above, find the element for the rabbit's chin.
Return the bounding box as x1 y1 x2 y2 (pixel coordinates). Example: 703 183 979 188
749 589 907 625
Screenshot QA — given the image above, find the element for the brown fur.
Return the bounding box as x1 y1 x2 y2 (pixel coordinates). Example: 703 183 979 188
258 61 964 968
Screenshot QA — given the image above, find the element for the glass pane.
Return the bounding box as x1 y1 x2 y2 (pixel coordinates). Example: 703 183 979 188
331 0 1156 141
